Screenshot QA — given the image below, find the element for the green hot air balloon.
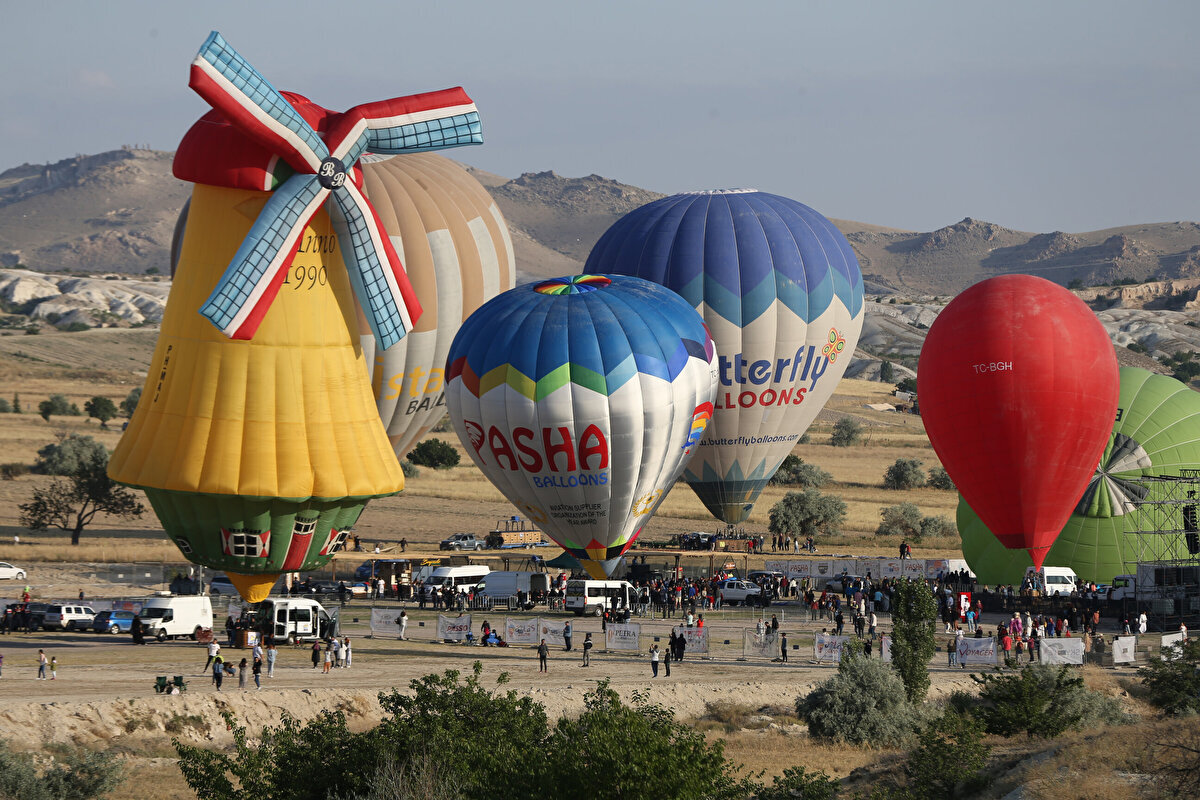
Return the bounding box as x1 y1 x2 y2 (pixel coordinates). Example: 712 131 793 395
959 367 1200 584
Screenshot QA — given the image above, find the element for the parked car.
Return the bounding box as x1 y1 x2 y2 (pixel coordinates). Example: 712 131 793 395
207 573 237 596
42 604 97 631
92 610 136 635
0 562 26 581
718 579 764 606
440 533 486 551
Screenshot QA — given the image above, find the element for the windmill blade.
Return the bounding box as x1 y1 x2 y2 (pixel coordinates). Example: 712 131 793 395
200 173 329 340
328 180 421 350
189 31 327 173
350 88 482 155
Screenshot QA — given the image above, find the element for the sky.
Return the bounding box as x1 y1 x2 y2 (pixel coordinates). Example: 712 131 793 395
2 1 1197 233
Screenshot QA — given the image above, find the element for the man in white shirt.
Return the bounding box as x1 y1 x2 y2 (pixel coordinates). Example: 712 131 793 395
204 640 221 673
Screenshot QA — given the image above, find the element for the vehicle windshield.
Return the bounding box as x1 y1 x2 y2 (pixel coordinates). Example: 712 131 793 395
141 608 168 619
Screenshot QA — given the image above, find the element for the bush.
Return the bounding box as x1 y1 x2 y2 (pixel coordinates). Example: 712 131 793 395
756 766 840 800
406 439 460 469
798 432 811 444
400 460 421 479
896 377 917 394
877 503 922 538
0 738 125 800
1137 638 1200 715
883 458 926 489
971 664 1123 738
38 394 81 422
830 417 863 447
902 710 990 798
768 489 847 540
927 467 955 490
1 463 29 480
796 650 921 747
769 455 831 488
0 398 10 413
919 515 954 539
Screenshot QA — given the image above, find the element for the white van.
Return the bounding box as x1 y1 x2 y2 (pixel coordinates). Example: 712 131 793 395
423 565 491 597
1025 566 1079 597
475 571 550 599
565 579 636 616
140 596 214 641
256 597 336 644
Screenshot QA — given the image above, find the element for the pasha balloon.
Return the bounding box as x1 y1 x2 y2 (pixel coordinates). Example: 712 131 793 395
356 153 515 459
109 32 483 602
445 274 718 579
918 274 1119 569
585 190 864 524
959 367 1200 584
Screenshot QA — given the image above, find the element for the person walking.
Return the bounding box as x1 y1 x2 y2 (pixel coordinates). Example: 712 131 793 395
266 642 277 678
238 657 248 689
537 639 549 673
211 655 224 691
36 649 47 680
203 640 221 674
563 620 572 652
343 637 352 668
252 654 262 689
649 644 660 677
398 611 408 641
582 633 593 667
49 656 57 680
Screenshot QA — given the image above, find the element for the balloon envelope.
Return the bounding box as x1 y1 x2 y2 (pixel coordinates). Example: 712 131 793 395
357 153 515 459
445 274 718 578
959 367 1200 584
585 190 864 524
918 275 1119 567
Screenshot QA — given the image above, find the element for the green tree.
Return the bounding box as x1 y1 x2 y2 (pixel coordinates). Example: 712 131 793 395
38 393 80 422
0 397 10 413
755 766 840 800
400 460 420 479
883 457 926 489
896 376 918 394
0 738 125 800
830 417 863 447
890 578 938 702
879 360 895 383
83 396 118 428
769 455 831 488
543 681 757 800
919 515 954 539
119 387 142 418
19 444 144 545
768 489 847 540
1137 638 1200 715
796 650 920 747
902 710 990 798
927 466 955 490
877 503 922 538
406 438 461 469
972 664 1086 738
12 392 21 413
36 434 108 476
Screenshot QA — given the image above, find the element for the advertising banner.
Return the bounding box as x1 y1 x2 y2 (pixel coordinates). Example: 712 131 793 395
1160 631 1188 658
678 626 709 654
537 617 567 647
902 560 926 579
437 614 472 642
369 609 403 636
1039 638 1085 665
811 560 834 580
605 622 641 651
742 628 779 659
505 617 539 645
957 592 972 621
1112 635 1137 664
878 559 903 578
110 599 145 613
788 561 811 579
814 633 850 663
764 560 790 574
832 559 855 577
925 559 949 579
956 636 998 665
226 601 243 619
880 634 892 663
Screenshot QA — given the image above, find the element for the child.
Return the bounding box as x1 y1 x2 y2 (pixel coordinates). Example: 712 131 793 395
50 656 57 680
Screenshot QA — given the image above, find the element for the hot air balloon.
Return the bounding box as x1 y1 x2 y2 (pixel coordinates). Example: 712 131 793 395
585 190 864 525
356 154 515 459
958 367 1200 584
917 274 1119 569
109 32 483 602
445 274 718 579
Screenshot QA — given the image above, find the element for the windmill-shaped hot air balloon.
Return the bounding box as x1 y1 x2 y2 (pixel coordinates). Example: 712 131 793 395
109 32 483 602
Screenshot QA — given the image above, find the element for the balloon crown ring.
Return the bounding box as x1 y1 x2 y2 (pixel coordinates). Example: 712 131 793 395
534 275 612 295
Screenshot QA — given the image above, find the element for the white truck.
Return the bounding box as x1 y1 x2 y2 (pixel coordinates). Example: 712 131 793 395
140 596 214 642
255 597 337 644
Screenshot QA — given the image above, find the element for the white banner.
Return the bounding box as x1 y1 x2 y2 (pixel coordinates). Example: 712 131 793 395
880 634 892 663
505 617 539 645
832 559 855 577
878 559 903 578
225 601 243 619
437 613 472 641
902 560 926 579
957 636 998 665
811 560 834 580
814 633 850 663
537 617 567 647
1161 631 1188 659
1112 635 1137 664
764 560 789 574
1039 638 1085 665
369 609 405 636
788 561 810 580
605 622 641 651
924 559 950 579
743 628 779 659
678 626 709 654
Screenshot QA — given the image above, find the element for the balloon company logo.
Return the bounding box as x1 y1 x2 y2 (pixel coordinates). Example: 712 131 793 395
716 343 833 410
462 420 611 485
822 328 846 363
681 403 715 453
382 366 447 415
632 490 663 516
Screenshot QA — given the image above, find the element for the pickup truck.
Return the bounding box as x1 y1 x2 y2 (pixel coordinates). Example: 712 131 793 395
718 579 764 606
440 533 486 551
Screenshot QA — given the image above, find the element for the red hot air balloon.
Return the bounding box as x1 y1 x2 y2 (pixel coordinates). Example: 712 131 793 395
917 275 1119 568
